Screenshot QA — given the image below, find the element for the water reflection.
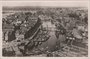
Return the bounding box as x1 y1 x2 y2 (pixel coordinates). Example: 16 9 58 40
41 21 58 51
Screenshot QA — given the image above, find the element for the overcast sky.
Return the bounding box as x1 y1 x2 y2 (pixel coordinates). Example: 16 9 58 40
2 1 88 7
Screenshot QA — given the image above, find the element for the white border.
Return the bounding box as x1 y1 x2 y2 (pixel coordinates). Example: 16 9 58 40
0 0 90 59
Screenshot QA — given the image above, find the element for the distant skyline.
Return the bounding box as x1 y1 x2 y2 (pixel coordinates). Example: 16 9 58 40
2 1 88 8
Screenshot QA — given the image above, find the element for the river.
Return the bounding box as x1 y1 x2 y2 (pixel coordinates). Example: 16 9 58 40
38 21 58 51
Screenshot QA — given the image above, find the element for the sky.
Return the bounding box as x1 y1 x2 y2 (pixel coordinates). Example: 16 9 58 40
1 0 89 7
